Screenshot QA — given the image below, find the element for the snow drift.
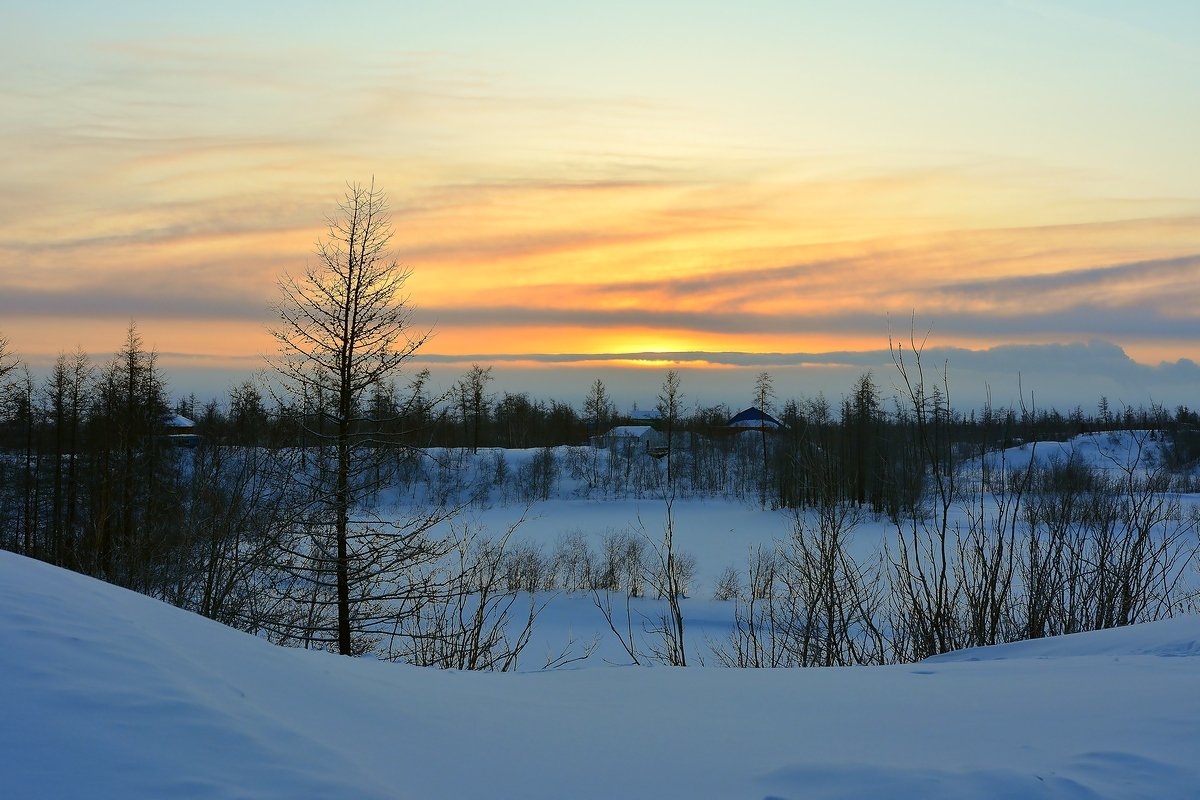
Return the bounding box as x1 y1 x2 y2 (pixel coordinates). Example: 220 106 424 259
2 551 1199 799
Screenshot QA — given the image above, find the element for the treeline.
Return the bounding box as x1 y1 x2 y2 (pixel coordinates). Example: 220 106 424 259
2 326 1199 668
3 327 1199 569
0 327 181 589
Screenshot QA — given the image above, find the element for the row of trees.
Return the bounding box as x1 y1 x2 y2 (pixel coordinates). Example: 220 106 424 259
0 326 180 590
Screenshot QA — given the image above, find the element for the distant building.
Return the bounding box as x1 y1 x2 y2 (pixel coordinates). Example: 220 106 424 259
726 407 784 432
627 407 662 423
590 425 664 450
163 413 200 447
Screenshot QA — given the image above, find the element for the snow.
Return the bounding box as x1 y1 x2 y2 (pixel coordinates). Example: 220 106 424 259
983 430 1168 478
163 413 196 429
4 549 1200 799
927 613 1200 661
602 425 657 438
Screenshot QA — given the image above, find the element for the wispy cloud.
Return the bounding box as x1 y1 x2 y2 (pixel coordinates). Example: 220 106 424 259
410 340 1200 377
408 237 1200 349
0 283 270 321
932 253 1200 302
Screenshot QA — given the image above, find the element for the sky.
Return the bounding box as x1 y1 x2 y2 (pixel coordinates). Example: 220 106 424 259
1 1 1198 410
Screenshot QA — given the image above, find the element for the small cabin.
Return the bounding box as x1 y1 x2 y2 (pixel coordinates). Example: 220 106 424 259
590 425 664 451
163 413 200 447
726 407 785 433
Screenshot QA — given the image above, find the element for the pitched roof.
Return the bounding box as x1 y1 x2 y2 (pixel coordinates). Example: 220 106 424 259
604 425 657 438
726 407 783 428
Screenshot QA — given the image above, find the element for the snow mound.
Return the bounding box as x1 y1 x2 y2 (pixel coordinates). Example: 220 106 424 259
927 615 1200 662
986 430 1166 476
4 551 1200 799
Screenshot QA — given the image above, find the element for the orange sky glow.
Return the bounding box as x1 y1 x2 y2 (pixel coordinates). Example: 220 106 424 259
1 2 1198 406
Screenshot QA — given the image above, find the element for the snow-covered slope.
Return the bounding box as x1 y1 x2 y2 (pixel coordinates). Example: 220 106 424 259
3 551 1199 799
984 430 1168 477
927 614 1200 662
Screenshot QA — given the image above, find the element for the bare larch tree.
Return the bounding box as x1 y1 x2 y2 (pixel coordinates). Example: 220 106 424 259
270 181 429 655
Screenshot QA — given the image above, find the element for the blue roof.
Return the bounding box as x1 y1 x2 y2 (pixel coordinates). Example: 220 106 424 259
727 407 783 428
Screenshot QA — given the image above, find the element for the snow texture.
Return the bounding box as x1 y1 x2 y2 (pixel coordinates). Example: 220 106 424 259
3 550 1199 799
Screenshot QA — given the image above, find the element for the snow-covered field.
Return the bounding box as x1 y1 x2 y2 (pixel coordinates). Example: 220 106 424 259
4 431 1199 798
406 431 1200 666
3 551 1199 798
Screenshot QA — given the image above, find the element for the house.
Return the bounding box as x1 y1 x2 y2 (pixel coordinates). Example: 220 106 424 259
163 413 200 447
590 425 665 451
726 407 785 432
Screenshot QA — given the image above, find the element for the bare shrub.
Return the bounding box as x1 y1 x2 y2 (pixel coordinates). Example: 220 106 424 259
502 539 549 592
713 565 742 601
551 529 595 592
598 529 647 596
387 521 538 671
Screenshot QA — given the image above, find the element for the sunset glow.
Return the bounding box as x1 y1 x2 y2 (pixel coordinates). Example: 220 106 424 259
1 2 1198 405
